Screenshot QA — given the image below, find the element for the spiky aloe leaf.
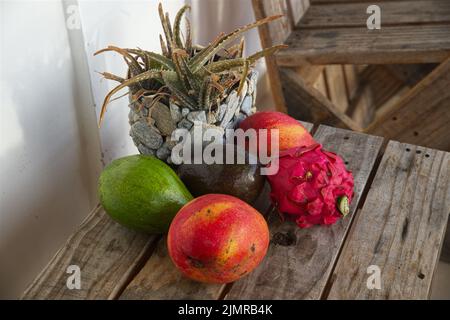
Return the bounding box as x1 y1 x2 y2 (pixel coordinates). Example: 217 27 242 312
187 32 224 72
173 5 190 49
203 82 214 110
185 17 192 54
161 71 197 110
201 45 287 75
197 77 209 109
189 15 282 73
238 37 245 58
159 34 169 57
99 72 125 83
99 69 163 126
95 46 142 75
158 3 174 55
237 60 249 95
179 54 201 92
125 48 175 70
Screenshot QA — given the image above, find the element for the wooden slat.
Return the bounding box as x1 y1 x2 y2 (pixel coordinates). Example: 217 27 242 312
343 65 376 128
21 205 155 299
301 1 450 28
327 141 450 299
119 122 314 300
359 65 404 109
383 64 437 87
277 25 450 65
324 65 349 113
280 68 363 131
367 57 450 151
225 125 383 299
313 70 328 97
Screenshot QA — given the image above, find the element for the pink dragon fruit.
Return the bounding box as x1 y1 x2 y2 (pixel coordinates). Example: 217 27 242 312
267 144 354 228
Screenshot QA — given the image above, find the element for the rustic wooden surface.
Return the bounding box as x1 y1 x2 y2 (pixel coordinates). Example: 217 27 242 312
324 65 349 114
119 122 314 299
226 125 383 299
327 141 450 299
21 123 450 300
278 25 450 66
367 58 450 152
21 205 156 299
280 68 362 131
300 1 450 28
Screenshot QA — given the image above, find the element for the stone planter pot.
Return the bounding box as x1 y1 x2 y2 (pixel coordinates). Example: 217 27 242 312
128 71 258 164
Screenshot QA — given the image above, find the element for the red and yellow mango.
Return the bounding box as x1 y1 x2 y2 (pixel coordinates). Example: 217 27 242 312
239 111 316 154
167 194 269 284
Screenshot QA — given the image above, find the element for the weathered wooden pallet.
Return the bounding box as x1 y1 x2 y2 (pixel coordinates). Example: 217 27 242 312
22 123 450 300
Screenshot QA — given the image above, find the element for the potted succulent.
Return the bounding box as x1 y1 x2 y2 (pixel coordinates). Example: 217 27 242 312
95 3 284 164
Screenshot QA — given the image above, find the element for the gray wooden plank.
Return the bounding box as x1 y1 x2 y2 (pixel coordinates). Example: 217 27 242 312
225 125 383 299
21 205 156 299
327 141 450 299
277 25 450 65
301 1 450 28
119 123 315 299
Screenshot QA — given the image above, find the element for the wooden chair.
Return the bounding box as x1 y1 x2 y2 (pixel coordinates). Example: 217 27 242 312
253 0 450 151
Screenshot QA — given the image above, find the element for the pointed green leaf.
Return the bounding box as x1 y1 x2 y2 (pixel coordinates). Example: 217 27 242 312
99 69 162 126
189 15 282 73
173 5 190 49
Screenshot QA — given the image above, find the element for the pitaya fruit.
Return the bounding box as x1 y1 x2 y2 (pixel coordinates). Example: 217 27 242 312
267 144 354 228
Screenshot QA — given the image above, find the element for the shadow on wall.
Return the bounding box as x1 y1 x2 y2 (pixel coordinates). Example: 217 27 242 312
0 1 101 298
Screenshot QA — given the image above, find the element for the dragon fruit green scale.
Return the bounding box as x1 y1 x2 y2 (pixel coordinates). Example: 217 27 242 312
267 144 354 228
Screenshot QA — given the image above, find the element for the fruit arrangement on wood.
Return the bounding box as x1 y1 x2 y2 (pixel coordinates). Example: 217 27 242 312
96 3 354 284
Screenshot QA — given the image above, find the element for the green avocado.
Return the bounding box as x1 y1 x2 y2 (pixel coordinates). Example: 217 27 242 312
99 155 193 234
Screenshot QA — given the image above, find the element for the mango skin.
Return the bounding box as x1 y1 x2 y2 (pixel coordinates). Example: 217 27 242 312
239 111 316 153
99 155 193 234
168 194 269 284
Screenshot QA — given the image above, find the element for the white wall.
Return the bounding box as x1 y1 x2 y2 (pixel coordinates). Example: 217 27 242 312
0 0 102 298
79 0 184 164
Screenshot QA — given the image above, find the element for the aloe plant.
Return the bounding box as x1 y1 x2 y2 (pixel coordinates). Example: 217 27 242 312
95 3 285 163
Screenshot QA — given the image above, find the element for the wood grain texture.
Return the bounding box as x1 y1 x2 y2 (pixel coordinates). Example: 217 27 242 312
21 205 155 299
327 141 450 299
383 64 437 87
280 68 362 131
300 1 450 28
225 125 383 299
277 25 450 65
324 65 349 114
367 57 450 151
